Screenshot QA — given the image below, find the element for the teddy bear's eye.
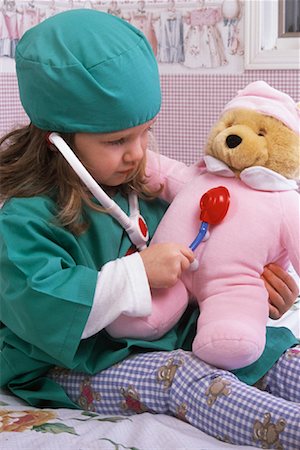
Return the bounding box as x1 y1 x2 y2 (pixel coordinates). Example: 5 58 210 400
258 128 266 136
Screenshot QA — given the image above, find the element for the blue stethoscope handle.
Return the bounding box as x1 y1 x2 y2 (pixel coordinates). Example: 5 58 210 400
189 221 209 251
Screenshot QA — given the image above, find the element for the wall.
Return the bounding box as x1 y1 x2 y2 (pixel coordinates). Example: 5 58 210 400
157 71 300 163
1 70 299 164
0 0 299 164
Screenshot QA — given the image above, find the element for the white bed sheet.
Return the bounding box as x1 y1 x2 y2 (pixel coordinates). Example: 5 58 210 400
0 300 298 450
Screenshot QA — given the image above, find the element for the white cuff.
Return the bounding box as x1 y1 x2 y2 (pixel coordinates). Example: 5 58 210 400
81 253 151 339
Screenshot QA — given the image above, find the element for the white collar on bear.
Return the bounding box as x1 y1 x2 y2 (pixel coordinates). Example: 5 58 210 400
203 155 298 192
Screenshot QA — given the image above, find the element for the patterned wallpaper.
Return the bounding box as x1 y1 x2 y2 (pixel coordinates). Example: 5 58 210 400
1 70 299 164
0 1 299 164
157 70 300 164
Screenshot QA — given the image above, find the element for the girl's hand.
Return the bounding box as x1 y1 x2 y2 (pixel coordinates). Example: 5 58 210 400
262 264 299 319
140 243 195 289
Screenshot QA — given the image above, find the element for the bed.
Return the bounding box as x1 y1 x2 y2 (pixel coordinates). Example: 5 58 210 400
0 297 299 450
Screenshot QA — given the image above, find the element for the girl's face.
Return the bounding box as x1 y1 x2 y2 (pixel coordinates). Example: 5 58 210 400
74 119 155 186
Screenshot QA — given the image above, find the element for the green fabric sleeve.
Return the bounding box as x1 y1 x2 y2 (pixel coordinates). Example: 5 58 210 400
0 203 98 367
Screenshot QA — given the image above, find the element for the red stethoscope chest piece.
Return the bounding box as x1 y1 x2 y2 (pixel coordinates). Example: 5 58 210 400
138 216 148 238
199 186 230 224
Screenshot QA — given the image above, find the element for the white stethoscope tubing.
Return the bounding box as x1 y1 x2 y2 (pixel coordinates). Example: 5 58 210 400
48 132 148 250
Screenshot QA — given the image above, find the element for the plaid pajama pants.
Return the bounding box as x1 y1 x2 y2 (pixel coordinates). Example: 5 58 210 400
48 346 300 449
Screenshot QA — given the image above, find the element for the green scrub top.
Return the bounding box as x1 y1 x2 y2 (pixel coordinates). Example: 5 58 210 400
0 195 297 409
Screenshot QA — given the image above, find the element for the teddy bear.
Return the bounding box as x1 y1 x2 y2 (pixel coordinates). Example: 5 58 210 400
106 81 300 370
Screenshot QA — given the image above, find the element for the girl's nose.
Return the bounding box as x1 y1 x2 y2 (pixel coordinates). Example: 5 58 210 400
124 138 145 163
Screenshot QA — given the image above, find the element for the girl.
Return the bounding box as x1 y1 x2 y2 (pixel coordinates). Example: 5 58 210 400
0 10 299 448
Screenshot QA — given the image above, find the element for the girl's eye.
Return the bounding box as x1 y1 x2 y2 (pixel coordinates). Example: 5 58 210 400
108 138 126 146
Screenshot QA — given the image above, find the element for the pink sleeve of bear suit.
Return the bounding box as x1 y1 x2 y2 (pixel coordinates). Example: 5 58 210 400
145 150 203 202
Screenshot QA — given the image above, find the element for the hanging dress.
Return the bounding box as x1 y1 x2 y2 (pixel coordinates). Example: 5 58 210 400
0 10 10 57
183 7 227 69
129 11 158 56
222 0 244 56
3 9 20 58
17 5 43 38
154 10 184 64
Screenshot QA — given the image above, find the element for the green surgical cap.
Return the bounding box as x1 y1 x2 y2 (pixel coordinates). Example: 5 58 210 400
15 9 161 133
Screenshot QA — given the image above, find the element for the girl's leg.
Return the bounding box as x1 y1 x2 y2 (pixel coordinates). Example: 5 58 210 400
260 344 300 403
48 350 300 449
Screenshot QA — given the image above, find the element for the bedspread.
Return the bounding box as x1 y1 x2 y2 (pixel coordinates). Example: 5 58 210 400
0 388 261 450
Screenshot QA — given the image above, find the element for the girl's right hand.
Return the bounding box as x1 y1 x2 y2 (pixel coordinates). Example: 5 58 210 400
140 243 195 289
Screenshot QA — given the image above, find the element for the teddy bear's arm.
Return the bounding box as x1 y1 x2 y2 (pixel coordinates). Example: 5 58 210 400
145 150 203 202
280 191 300 276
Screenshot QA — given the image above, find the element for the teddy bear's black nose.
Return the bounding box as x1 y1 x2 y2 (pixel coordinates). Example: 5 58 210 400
226 134 242 148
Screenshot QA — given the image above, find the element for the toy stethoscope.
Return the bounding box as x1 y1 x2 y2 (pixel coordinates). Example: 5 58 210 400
190 186 230 251
48 132 149 251
48 133 230 265
188 186 230 271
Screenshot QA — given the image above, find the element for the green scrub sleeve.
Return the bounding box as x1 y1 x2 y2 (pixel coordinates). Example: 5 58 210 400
0 211 98 367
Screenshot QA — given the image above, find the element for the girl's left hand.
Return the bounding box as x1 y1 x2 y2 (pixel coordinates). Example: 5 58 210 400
262 263 299 320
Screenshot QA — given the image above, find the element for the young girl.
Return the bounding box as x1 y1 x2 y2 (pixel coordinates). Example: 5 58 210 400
0 10 299 449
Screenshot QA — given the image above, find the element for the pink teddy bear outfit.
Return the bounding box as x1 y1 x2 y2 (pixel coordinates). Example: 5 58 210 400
107 82 300 370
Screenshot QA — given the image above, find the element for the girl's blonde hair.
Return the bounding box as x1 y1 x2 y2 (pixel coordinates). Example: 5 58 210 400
0 124 161 234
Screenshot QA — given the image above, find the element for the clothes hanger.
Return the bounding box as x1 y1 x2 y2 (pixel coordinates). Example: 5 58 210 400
107 1 121 17
167 0 176 19
4 0 16 12
27 0 35 9
167 0 176 12
135 0 146 17
195 0 206 12
83 1 93 9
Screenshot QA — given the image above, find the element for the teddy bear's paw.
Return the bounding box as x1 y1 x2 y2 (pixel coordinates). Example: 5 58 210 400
106 314 163 340
192 324 265 370
106 284 189 340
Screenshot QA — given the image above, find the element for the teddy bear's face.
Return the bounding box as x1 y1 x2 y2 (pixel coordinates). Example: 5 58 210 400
205 109 299 179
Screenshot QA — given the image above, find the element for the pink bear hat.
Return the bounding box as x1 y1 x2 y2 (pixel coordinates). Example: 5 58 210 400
223 80 300 135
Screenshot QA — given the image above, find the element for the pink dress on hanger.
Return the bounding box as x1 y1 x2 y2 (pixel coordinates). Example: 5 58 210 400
17 5 44 37
0 11 10 57
183 7 227 68
129 11 158 56
3 9 20 57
